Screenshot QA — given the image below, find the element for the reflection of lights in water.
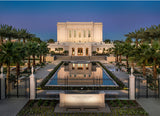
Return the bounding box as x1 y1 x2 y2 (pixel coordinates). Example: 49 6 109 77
47 69 53 72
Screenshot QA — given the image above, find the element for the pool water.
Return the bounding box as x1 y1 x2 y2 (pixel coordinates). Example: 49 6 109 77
46 62 118 87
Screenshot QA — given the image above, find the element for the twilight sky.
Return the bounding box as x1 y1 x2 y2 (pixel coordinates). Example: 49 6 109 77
0 1 160 41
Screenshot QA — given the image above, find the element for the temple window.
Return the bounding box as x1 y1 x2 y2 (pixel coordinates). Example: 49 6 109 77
86 48 89 56
103 48 105 52
88 30 91 37
84 30 86 38
79 32 81 38
97 48 99 51
72 48 75 55
69 30 71 38
74 30 76 37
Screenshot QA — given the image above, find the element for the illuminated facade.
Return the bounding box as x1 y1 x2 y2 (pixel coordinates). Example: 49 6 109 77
48 22 114 56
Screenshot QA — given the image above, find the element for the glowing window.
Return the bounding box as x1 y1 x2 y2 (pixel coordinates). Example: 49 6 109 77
84 30 86 38
69 30 71 38
97 48 99 51
88 30 91 37
79 32 81 38
74 30 76 37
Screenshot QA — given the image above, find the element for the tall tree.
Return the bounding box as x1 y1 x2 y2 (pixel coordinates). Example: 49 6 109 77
30 42 39 67
0 42 15 93
12 42 26 77
122 42 133 68
47 39 55 43
104 39 111 43
25 42 33 69
0 24 8 44
135 43 150 77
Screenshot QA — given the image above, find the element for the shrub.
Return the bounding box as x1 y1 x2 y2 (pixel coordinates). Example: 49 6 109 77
38 99 43 107
43 100 49 106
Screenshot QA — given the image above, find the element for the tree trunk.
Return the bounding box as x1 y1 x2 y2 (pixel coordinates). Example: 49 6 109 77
23 38 25 43
119 54 122 63
116 54 118 63
9 37 11 42
16 63 20 76
126 55 129 68
136 38 138 47
28 56 31 69
142 63 146 77
40 55 42 64
153 58 157 79
151 39 153 45
33 55 35 67
131 61 134 69
6 64 10 94
43 55 45 62
18 38 21 42
0 35 3 44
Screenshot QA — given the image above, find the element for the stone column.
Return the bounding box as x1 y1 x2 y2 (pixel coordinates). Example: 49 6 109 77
75 47 78 56
129 67 135 100
30 67 35 99
59 92 65 107
83 48 86 56
0 66 5 99
99 91 105 108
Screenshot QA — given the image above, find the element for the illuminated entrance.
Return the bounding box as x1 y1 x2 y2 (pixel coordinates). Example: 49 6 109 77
72 48 75 56
78 48 83 56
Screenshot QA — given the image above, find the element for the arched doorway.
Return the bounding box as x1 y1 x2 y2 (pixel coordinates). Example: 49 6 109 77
86 48 89 56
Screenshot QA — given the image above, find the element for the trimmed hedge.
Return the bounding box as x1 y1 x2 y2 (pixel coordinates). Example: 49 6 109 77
39 61 63 89
98 62 125 89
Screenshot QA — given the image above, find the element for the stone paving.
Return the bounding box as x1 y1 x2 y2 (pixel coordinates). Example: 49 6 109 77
0 98 28 116
35 61 60 85
137 98 160 116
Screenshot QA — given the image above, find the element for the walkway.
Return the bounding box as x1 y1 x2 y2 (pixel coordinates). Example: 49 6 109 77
0 97 28 116
137 98 160 116
35 61 60 85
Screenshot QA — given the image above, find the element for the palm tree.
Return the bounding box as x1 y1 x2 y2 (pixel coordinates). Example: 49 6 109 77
20 29 28 43
0 24 8 44
5 25 13 42
112 42 122 63
148 41 160 79
41 42 49 62
135 43 150 77
0 42 15 93
30 42 39 67
144 25 158 45
122 42 133 68
104 39 111 43
125 37 132 43
37 42 43 64
47 39 55 43
25 42 34 69
125 28 145 47
12 42 25 76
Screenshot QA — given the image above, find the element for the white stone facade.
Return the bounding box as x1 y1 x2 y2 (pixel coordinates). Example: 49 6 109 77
48 22 114 56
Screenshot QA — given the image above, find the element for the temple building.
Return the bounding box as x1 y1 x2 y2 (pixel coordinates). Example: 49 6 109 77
48 22 113 56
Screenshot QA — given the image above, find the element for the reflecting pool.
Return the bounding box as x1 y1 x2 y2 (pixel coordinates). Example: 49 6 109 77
46 62 118 87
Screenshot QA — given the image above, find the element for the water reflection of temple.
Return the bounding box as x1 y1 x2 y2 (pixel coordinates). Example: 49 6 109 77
57 63 103 85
